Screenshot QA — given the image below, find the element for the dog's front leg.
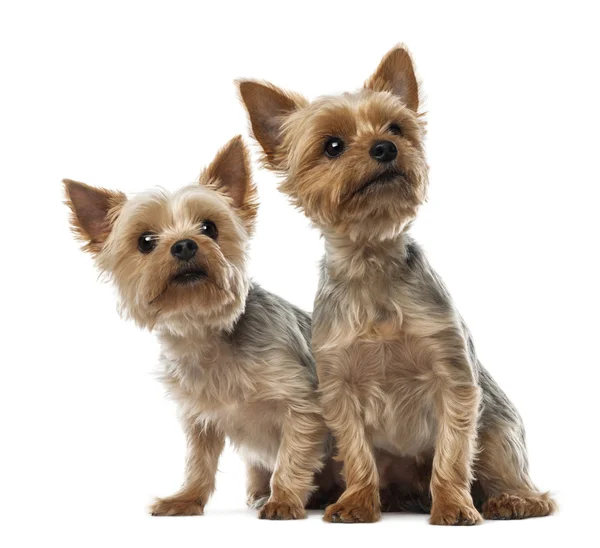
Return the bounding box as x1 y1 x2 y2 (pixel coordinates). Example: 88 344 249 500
321 374 381 523
258 410 326 520
150 421 224 516
429 360 482 525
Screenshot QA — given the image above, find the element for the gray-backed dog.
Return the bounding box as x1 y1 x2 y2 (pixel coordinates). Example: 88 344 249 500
239 46 556 524
64 136 328 519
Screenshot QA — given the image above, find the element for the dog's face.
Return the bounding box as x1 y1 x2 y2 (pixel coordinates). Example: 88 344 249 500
65 136 257 331
240 46 428 240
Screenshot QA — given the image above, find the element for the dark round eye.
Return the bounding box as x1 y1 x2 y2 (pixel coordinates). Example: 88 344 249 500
324 137 345 158
389 123 403 136
138 232 157 253
199 220 218 240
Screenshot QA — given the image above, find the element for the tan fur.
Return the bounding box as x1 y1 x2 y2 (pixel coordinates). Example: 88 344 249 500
64 136 327 519
240 45 556 524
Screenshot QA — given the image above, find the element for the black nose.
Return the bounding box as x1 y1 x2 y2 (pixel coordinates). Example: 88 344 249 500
370 140 398 163
170 239 198 261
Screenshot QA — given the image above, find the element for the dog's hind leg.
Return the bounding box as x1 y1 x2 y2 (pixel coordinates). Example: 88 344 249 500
245 463 271 509
476 417 557 519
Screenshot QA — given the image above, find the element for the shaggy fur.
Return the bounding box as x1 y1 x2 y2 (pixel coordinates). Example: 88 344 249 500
64 136 329 519
239 45 556 524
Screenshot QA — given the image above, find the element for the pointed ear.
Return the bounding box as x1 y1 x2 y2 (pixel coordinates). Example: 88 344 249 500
63 179 126 254
201 136 258 233
238 80 306 168
364 45 419 111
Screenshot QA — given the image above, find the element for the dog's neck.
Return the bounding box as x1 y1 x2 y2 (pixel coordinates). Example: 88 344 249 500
322 227 412 282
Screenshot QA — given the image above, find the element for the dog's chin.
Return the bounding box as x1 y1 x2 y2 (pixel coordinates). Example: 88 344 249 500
325 170 421 236
170 266 208 287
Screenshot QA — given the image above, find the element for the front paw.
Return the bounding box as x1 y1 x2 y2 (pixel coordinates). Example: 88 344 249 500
258 501 307 520
324 500 381 523
150 497 204 516
430 501 482 526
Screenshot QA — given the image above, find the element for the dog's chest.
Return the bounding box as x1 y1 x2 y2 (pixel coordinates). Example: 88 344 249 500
321 272 422 342
318 276 438 455
344 336 437 456
161 344 252 402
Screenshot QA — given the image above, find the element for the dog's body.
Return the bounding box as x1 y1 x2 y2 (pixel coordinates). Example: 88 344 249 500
240 46 556 524
314 231 548 521
155 281 327 518
64 137 328 519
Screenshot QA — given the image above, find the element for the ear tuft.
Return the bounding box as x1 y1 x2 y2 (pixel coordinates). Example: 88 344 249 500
200 136 259 234
237 80 306 169
63 179 126 254
365 45 420 111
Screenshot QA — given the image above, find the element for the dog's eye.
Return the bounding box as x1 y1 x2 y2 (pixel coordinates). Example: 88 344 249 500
199 221 218 240
324 137 345 158
138 232 157 253
388 124 403 136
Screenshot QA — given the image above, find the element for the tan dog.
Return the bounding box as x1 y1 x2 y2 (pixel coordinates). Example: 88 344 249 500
64 137 330 519
239 46 556 524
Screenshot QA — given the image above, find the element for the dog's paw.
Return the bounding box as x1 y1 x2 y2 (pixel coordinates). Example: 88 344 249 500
430 501 482 526
323 501 381 523
149 497 204 516
258 501 306 520
482 492 557 520
247 492 270 510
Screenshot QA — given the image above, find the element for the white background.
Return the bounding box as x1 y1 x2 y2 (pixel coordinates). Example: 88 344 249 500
1 1 599 546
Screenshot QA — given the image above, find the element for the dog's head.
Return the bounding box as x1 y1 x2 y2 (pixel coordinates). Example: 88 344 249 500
65 136 257 331
239 45 428 241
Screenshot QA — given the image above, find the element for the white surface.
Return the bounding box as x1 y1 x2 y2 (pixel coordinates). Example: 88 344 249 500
1 1 599 546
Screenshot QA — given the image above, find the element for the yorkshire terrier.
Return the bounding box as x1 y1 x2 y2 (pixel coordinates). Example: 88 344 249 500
64 136 329 519
239 46 556 524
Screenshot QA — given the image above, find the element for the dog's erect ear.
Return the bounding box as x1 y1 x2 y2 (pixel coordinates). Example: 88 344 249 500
201 135 258 233
64 179 127 254
202 135 254 209
365 45 419 111
238 80 307 168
